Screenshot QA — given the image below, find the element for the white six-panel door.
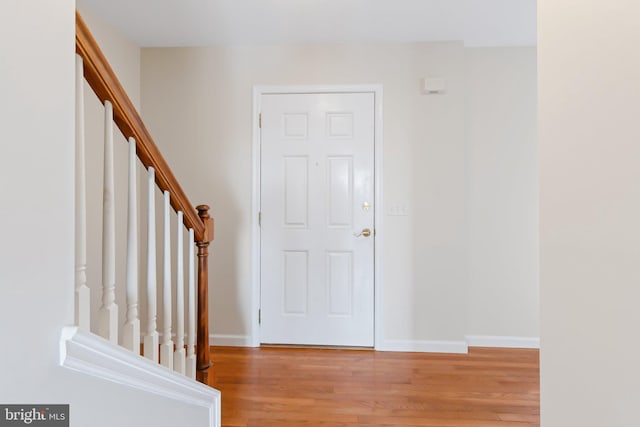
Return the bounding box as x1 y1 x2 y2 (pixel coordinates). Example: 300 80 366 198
260 92 375 346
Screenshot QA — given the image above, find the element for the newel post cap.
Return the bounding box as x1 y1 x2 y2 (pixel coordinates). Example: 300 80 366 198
196 205 214 242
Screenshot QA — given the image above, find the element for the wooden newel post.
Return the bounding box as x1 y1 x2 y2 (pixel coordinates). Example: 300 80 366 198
196 205 214 384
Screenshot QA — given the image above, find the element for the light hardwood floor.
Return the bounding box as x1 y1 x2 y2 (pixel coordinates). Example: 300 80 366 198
208 346 539 427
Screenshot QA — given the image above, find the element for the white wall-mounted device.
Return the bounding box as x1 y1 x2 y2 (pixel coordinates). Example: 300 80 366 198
421 77 447 95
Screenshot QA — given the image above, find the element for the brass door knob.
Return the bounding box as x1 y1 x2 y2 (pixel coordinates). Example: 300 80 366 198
354 228 372 238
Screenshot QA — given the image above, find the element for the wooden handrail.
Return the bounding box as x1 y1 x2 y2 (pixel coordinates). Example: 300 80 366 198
75 11 205 242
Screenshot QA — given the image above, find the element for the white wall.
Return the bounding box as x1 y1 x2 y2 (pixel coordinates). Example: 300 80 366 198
466 47 539 338
140 42 538 347
0 2 208 425
0 0 75 402
539 0 640 425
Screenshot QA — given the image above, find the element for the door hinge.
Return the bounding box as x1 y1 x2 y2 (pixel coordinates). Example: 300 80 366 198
258 309 261 324
259 113 262 128
258 211 262 226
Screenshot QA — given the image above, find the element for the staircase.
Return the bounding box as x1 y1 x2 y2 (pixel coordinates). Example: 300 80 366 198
59 11 220 426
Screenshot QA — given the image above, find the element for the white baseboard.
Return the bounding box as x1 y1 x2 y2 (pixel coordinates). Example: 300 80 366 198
465 335 540 349
205 333 539 351
377 339 469 354
60 327 221 427
210 334 252 347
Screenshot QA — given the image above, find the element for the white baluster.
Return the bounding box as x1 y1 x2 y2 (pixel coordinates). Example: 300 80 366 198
75 55 90 332
122 137 140 352
160 190 174 370
144 168 159 362
174 212 186 374
98 101 118 343
186 228 196 379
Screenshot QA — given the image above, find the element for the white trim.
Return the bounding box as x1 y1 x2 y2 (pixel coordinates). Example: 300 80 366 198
465 335 540 349
378 339 469 354
60 327 221 427
210 334 252 347
251 85 384 349
372 87 384 351
250 87 262 347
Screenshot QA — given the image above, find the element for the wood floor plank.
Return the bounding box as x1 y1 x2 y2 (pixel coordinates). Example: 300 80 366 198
208 346 540 427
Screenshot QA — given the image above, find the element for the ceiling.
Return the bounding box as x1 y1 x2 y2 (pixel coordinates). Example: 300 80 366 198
77 0 536 48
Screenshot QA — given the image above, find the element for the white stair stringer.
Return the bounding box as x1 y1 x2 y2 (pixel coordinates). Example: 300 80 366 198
60 326 220 427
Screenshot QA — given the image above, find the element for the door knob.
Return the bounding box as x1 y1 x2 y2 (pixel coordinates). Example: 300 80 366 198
353 228 372 238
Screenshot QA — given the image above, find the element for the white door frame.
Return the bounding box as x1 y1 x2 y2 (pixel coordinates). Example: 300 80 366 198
251 85 384 348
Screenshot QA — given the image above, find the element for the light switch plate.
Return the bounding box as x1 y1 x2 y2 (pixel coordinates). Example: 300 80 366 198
388 204 409 216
